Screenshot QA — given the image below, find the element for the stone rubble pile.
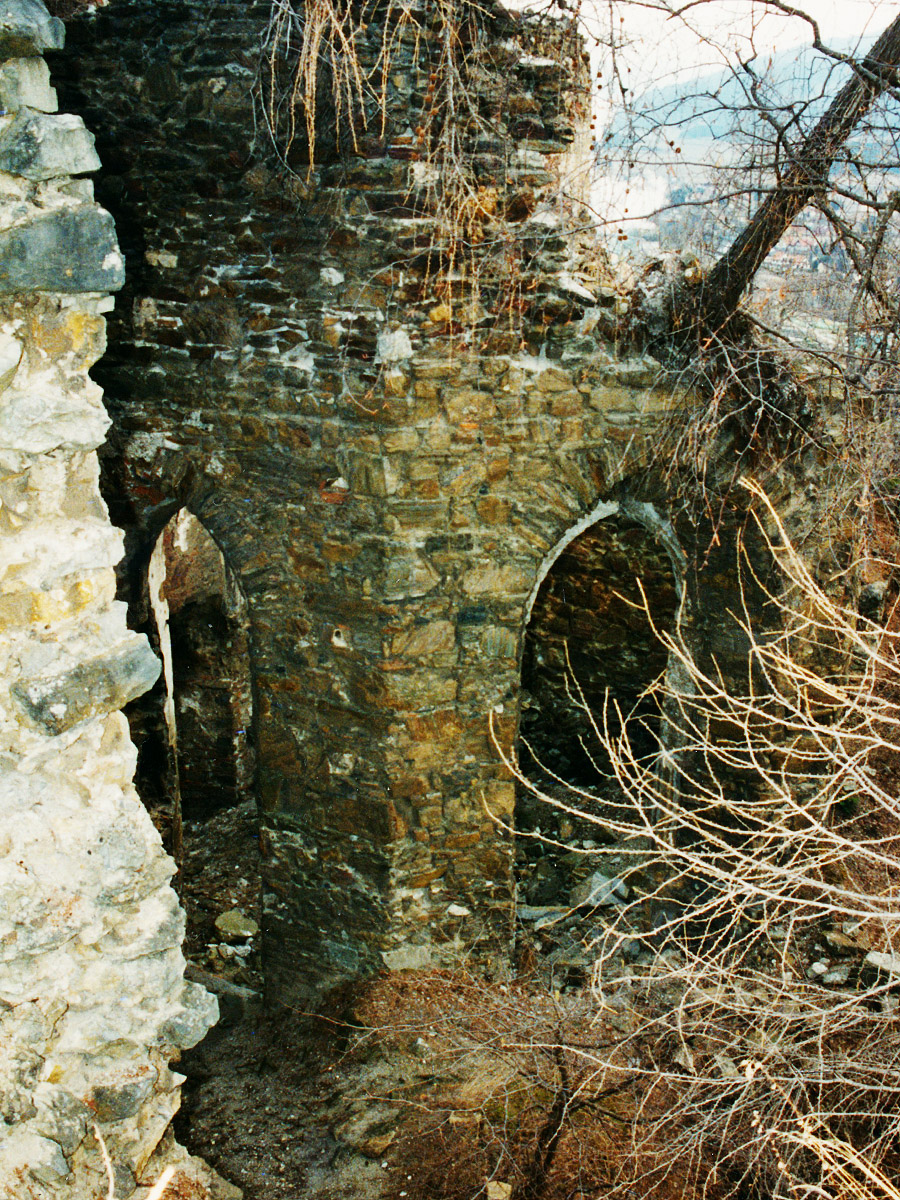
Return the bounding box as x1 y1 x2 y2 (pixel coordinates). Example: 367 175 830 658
518 832 894 993
0 2 226 1196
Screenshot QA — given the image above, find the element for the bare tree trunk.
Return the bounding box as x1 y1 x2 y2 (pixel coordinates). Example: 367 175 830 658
692 12 900 329
511 1043 571 1200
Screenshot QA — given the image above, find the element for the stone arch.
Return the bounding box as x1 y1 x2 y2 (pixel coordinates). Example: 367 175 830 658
100 445 287 844
145 507 261 982
515 489 686 840
148 508 255 825
508 463 787 917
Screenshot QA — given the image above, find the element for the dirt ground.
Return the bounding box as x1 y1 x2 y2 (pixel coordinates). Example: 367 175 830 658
169 798 608 1200
173 802 424 1200
169 796 899 1200
174 1005 398 1199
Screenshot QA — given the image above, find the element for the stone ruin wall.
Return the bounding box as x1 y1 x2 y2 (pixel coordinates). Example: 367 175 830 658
56 0 686 1007
0 3 226 1197
53 0 830 1008
0 0 841 1193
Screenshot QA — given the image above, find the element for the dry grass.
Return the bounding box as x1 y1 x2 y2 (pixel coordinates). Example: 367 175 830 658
322 476 900 1200
484 478 900 1200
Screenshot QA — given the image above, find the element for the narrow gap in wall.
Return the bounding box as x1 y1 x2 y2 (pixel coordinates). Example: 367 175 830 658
148 509 262 991
516 513 679 921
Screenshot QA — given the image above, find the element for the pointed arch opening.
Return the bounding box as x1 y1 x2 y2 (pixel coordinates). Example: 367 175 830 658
516 499 683 908
146 508 261 988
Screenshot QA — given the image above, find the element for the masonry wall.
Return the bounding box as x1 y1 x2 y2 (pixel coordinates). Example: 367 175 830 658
0 3 226 1196
50 0 690 1004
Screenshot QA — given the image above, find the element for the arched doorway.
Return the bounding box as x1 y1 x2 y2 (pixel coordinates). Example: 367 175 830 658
147 509 260 987
516 500 682 908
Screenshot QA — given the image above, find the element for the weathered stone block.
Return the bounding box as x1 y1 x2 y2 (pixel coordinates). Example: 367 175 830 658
90 1067 158 1122
382 943 432 971
31 1083 88 1154
11 633 161 734
391 619 456 658
534 366 575 394
445 461 487 495
0 373 104 449
1 1129 68 1186
446 387 495 423
607 355 661 388
0 520 121 593
570 870 626 908
383 553 440 600
159 981 219 1051
0 0 63 60
483 780 516 816
462 562 532 597
475 495 511 524
382 427 419 453
444 831 481 849
381 669 457 708
0 55 55 111
589 383 629 411
864 950 900 979
0 206 124 294
28 304 106 368
479 625 517 658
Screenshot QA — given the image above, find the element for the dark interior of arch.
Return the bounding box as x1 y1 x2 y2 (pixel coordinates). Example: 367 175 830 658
518 512 679 824
155 509 255 824
143 509 262 985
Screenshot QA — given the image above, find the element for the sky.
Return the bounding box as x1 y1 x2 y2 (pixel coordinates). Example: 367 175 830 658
528 0 900 235
579 0 899 90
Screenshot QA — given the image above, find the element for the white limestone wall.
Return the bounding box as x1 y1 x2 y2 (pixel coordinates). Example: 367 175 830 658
0 3 227 1196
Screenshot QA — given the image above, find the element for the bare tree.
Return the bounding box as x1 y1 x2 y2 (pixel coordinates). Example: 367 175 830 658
590 1 900 398
697 10 900 329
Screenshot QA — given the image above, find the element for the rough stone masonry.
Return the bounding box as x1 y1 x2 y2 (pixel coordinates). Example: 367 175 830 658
55 0 693 1007
0 0 832 1191
0 2 228 1196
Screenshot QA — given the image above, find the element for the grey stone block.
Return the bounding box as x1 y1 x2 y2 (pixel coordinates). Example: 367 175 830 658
159 981 220 1049
864 950 900 979
381 943 432 971
0 56 56 112
0 206 124 293
0 0 63 59
214 909 259 941
185 964 263 1027
3 1131 69 1185
0 110 98 177
33 1086 88 1155
89 1071 157 1122
569 870 627 908
11 634 161 734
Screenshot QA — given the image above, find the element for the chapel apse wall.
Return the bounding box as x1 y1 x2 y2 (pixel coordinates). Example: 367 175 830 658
52 0 706 1004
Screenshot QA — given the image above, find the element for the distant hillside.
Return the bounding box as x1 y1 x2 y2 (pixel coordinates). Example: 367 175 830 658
614 35 879 146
